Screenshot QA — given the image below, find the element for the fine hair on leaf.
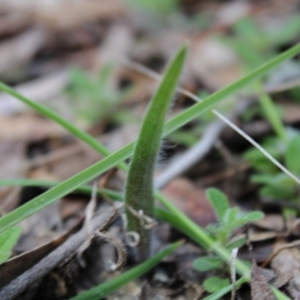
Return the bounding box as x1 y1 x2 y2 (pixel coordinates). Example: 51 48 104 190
124 46 187 260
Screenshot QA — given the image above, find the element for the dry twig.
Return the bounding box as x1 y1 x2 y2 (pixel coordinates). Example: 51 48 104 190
0 206 117 300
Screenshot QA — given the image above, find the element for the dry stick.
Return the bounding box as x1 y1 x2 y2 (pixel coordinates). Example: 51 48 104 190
230 248 239 300
76 182 98 267
124 59 300 187
156 119 225 188
155 101 249 189
0 207 116 300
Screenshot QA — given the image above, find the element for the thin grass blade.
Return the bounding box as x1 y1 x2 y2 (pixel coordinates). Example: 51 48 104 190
163 43 300 135
0 179 122 200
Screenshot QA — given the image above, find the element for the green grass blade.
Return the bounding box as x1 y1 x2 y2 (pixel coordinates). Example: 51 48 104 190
0 145 132 232
0 179 122 201
0 180 189 238
0 226 21 264
163 43 300 135
256 82 287 142
0 43 300 233
70 241 182 300
0 81 128 172
0 83 108 156
125 46 187 260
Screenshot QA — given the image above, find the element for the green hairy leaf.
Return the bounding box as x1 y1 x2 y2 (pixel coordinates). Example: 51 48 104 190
226 235 247 250
193 256 223 272
244 211 264 222
125 46 187 260
204 276 231 293
206 188 229 222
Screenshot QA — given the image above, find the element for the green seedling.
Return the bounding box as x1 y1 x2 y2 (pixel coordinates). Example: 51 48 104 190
203 276 231 294
244 85 300 207
193 188 263 295
205 188 263 247
249 134 300 202
221 16 300 68
125 46 186 261
0 226 21 265
67 64 133 127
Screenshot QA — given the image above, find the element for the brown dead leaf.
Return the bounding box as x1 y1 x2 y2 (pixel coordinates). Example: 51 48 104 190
251 262 276 300
0 12 31 38
17 201 62 253
0 140 26 212
4 0 125 29
189 38 242 90
279 100 300 124
271 242 300 298
253 215 300 237
0 70 69 116
254 215 286 232
101 124 140 153
60 196 87 221
0 114 64 141
248 228 277 243
162 178 216 227
47 149 101 180
0 27 46 75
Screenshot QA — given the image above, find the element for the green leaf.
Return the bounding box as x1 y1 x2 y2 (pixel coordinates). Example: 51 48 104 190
223 207 239 227
286 135 300 175
203 276 230 293
260 185 295 199
0 179 123 201
0 226 21 264
193 256 223 272
258 85 287 142
206 188 229 222
125 46 187 259
243 211 264 222
226 235 247 250
70 241 182 300
251 174 278 185
203 276 248 300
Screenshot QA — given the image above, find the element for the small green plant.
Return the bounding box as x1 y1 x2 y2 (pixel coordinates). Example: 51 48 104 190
221 16 300 69
193 188 263 294
0 226 21 265
247 133 300 202
125 46 186 261
67 64 133 127
244 85 300 206
0 43 299 300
